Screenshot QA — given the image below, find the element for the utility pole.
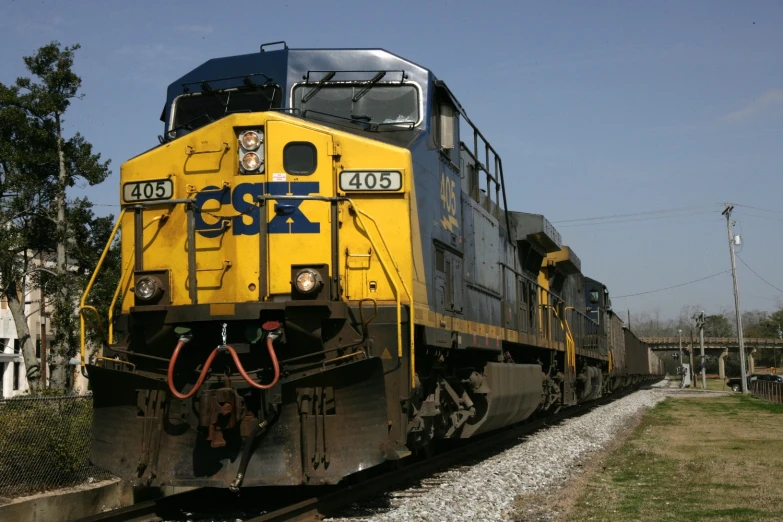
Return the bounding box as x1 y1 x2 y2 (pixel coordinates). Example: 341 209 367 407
678 328 684 388
40 251 47 388
695 311 706 389
776 325 781 373
689 332 696 385
722 204 748 394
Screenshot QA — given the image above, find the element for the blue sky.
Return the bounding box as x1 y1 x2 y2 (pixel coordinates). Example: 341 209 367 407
2 0 782 318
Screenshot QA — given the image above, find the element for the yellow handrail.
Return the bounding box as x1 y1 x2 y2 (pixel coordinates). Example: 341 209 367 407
95 356 136 372
80 305 107 341
555 306 576 374
564 307 576 370
80 209 125 368
108 246 135 345
348 202 416 389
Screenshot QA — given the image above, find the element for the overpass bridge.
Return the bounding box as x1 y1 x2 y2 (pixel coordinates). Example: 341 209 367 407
641 337 783 378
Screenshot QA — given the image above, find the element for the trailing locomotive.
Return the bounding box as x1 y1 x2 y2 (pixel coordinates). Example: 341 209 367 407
80 43 661 490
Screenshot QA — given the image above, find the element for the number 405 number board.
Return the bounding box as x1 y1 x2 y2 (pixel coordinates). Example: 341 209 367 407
123 179 174 202
339 171 402 192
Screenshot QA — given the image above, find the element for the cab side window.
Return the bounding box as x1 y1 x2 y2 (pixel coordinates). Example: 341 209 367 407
284 142 317 175
431 86 458 166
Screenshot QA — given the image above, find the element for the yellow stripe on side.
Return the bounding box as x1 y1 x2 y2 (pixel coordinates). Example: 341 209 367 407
414 307 589 356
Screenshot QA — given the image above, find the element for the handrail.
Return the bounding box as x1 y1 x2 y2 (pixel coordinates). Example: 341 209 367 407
108 245 136 345
81 196 417 391
80 209 125 368
348 203 416 389
185 141 230 156
257 194 416 389
95 356 136 372
556 306 576 374
80 306 108 343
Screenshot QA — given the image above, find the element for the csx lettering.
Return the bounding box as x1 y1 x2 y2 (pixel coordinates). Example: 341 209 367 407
194 182 320 238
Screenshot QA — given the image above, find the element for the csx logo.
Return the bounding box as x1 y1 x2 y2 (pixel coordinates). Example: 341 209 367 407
196 182 320 238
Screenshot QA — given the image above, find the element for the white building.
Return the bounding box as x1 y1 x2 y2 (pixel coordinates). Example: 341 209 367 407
0 263 53 398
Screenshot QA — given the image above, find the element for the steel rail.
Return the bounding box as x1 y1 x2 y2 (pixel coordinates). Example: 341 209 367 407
74 488 205 522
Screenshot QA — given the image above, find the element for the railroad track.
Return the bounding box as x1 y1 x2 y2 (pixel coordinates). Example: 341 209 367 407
77 385 652 522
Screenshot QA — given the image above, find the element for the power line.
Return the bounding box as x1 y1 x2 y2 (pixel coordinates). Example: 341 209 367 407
551 204 720 224
733 211 783 223
736 255 783 294
734 203 783 216
746 294 782 302
612 270 731 299
557 210 718 228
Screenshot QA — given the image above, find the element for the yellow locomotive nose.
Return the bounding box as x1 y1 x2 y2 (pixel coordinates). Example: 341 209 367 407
110 107 413 337
114 116 354 309
87 106 416 488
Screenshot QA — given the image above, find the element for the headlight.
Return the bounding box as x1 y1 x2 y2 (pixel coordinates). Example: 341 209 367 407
135 277 158 301
241 152 261 171
295 269 322 294
240 131 261 151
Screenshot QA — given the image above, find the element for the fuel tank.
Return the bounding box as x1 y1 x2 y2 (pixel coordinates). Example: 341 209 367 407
462 362 543 438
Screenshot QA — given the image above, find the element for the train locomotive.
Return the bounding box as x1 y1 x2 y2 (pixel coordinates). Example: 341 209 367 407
81 43 661 490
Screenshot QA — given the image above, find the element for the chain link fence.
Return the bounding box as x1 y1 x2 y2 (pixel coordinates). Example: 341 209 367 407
0 394 114 500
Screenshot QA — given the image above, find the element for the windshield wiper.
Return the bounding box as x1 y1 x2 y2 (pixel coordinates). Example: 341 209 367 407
200 82 229 108
303 109 381 131
374 120 416 130
167 113 215 139
303 110 416 132
352 71 386 102
242 76 277 105
302 71 336 103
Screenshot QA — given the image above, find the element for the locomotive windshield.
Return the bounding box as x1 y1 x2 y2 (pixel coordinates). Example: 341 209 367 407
293 84 420 128
170 86 281 138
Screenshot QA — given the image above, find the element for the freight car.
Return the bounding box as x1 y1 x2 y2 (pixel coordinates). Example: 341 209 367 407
585 278 662 390
80 43 662 490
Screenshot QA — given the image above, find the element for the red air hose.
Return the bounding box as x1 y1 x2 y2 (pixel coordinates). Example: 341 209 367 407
232 337 280 390
167 336 281 400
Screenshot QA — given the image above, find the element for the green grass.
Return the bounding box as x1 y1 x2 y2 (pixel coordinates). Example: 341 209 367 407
673 377 731 391
703 378 729 391
566 395 783 522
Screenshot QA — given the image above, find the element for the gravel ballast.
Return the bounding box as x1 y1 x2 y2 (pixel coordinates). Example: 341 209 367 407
327 382 690 522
